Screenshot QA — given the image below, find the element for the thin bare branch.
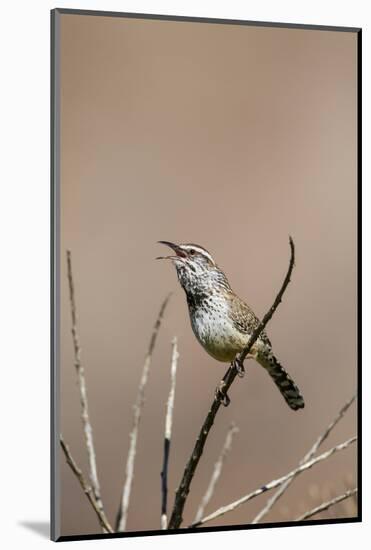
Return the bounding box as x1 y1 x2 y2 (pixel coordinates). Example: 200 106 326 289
161 337 180 530
116 294 172 532
252 392 357 523
168 237 295 529
193 423 239 525
60 436 113 533
296 488 358 521
192 436 356 528
239 236 296 364
66 250 106 529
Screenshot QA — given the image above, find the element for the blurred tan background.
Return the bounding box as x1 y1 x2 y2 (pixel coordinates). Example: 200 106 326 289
59 13 358 536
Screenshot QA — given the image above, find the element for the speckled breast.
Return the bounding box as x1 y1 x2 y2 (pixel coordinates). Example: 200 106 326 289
189 300 247 363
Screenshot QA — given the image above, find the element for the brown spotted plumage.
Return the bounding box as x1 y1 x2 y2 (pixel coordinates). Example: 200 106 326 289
157 241 304 411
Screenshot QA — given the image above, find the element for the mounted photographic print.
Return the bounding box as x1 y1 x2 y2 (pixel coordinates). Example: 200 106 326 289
51 8 361 542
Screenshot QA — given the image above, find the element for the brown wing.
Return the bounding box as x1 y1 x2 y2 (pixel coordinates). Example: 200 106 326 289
229 294 272 348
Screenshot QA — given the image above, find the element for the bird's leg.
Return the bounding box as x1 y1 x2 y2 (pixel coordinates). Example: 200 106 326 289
215 379 230 407
233 356 245 378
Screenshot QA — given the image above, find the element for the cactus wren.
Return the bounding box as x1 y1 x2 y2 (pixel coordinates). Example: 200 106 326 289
157 241 304 411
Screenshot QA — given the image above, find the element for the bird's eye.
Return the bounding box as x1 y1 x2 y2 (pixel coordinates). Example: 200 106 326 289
189 249 195 255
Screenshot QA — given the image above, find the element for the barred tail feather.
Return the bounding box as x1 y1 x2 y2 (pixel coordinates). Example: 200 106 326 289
256 351 305 411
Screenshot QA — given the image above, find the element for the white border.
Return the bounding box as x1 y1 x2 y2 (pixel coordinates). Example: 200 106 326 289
0 1 368 548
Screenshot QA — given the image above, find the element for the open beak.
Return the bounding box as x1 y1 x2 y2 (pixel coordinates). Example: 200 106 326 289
156 241 187 260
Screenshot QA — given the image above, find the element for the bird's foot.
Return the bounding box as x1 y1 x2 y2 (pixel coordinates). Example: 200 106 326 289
233 357 245 378
215 380 231 407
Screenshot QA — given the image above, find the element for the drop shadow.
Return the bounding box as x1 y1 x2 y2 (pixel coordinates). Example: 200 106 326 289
18 521 50 539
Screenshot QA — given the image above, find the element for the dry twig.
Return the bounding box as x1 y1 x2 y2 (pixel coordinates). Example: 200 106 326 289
66 250 106 529
60 436 113 533
296 488 358 521
193 423 239 525
252 393 357 523
116 294 171 532
191 436 356 527
161 337 180 529
168 237 296 529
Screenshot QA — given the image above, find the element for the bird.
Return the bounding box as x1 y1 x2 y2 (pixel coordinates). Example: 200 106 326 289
157 241 304 411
